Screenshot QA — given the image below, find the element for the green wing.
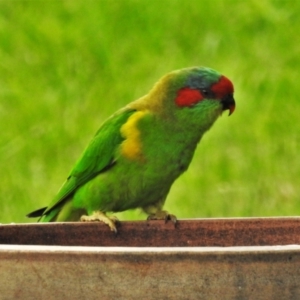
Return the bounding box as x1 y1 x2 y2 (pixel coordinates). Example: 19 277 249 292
32 108 135 217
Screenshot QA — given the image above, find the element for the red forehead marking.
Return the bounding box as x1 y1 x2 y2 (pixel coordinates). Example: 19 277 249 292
175 88 203 107
211 75 234 98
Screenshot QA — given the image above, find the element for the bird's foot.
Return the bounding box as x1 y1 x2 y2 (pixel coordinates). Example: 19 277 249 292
80 211 119 233
147 210 177 224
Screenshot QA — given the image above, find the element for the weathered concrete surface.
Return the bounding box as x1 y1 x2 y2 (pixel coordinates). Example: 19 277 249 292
1 218 300 299
1 245 300 300
1 217 300 246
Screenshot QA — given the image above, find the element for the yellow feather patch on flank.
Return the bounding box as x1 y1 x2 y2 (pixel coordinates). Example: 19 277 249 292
120 111 147 160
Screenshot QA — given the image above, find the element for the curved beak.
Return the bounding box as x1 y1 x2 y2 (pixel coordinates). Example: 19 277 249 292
221 94 235 116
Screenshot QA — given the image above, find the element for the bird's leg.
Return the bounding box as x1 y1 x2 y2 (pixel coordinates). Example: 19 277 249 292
147 210 177 224
80 211 119 233
143 204 177 224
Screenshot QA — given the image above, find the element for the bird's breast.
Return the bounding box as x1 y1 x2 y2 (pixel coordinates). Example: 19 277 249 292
120 110 200 178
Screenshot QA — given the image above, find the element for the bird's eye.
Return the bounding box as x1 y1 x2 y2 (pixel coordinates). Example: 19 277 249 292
200 89 213 98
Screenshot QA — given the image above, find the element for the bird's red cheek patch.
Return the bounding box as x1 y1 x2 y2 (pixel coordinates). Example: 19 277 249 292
175 88 203 107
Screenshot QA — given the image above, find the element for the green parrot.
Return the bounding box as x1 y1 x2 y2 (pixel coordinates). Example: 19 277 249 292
27 66 235 232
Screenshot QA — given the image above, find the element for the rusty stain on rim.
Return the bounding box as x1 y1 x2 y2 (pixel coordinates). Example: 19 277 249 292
1 217 300 247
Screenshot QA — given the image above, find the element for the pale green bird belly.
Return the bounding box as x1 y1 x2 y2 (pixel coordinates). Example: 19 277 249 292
72 142 195 214
72 117 200 214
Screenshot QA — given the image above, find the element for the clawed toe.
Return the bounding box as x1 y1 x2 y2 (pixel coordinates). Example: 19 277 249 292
147 210 177 225
80 211 119 233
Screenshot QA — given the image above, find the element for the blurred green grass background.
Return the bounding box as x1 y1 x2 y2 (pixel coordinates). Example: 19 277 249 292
0 0 299 223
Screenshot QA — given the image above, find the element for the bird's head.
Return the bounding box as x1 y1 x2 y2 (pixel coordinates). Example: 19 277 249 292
174 67 235 115
132 67 235 134
149 67 235 131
